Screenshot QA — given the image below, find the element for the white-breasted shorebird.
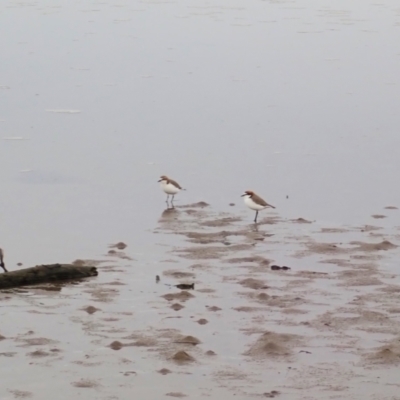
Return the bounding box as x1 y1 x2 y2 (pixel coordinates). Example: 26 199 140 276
158 175 183 205
241 190 275 223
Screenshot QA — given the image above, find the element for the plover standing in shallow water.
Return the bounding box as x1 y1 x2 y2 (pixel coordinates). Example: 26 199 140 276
241 190 275 223
158 175 183 205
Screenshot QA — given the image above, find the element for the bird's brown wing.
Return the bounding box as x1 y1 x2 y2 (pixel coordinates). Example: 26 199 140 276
252 194 275 208
168 178 182 189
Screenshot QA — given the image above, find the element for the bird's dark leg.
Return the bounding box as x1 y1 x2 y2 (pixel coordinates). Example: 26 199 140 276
171 195 175 207
166 194 170 204
254 211 258 223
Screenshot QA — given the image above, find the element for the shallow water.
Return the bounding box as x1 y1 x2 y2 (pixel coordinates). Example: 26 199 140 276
1 0 400 399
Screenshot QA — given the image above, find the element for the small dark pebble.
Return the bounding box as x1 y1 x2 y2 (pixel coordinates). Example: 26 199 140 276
109 341 124 350
156 275 160 283
271 265 291 271
176 283 194 290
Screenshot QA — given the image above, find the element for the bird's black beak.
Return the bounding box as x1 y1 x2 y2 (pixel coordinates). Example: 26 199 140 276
240 193 246 197
157 179 162 182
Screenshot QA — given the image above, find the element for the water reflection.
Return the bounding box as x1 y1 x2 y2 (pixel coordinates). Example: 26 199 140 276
249 223 259 234
159 206 179 221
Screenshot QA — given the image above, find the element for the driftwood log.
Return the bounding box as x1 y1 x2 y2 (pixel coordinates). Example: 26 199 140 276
0 264 98 289
0 248 7 273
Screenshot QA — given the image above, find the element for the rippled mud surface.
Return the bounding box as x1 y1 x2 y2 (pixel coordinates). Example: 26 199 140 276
2 203 400 399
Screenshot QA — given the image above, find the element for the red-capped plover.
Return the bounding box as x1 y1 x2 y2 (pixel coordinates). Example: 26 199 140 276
241 190 275 223
158 175 183 205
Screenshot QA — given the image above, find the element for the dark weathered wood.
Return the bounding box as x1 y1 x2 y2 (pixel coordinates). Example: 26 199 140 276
0 264 98 289
0 248 7 273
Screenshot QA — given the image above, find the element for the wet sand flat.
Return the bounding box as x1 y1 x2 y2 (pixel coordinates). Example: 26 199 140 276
1 0 400 399
1 204 400 399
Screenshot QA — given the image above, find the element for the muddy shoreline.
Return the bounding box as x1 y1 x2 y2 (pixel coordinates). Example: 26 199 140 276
2 203 400 399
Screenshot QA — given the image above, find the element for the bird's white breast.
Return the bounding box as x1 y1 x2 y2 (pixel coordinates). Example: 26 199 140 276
160 181 180 195
244 195 266 211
